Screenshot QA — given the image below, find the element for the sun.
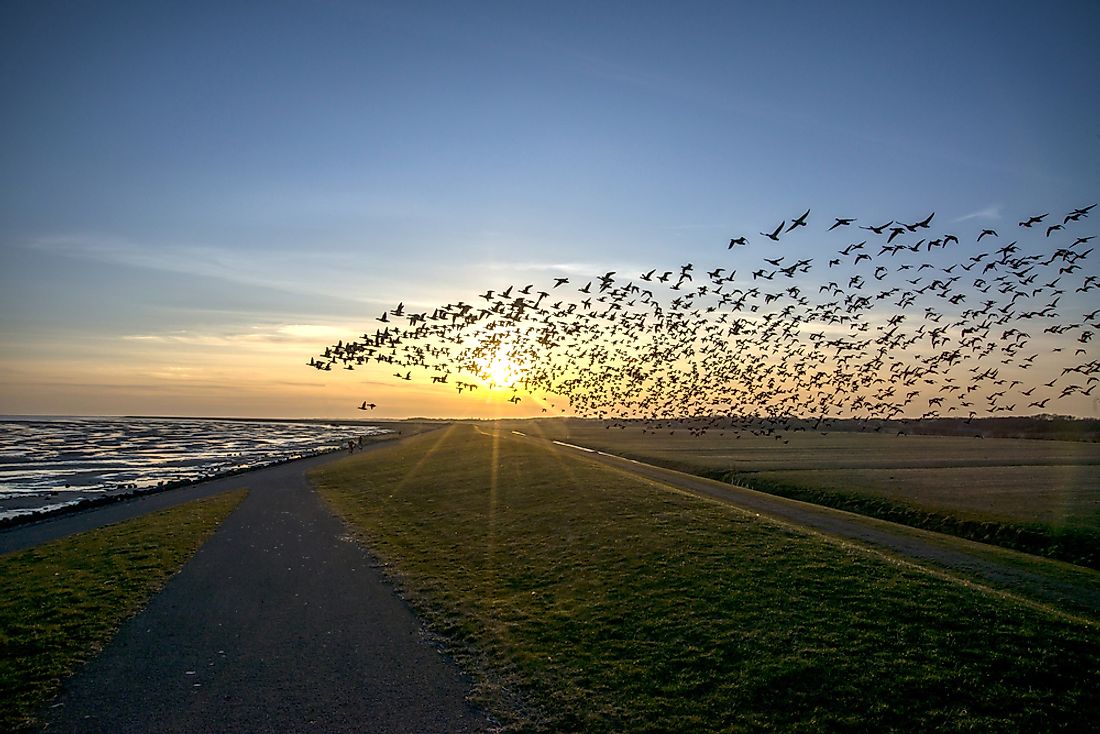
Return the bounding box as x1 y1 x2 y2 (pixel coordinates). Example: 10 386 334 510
484 352 521 388
473 342 528 389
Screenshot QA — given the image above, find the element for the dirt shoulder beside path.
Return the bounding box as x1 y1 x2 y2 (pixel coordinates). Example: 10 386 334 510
538 435 1100 624
32 439 491 733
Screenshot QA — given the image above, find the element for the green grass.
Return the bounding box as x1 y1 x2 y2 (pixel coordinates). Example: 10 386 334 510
509 420 1100 566
733 470 1100 569
0 490 247 732
312 426 1098 733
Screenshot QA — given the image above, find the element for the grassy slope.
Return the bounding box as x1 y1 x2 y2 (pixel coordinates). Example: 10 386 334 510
0 489 247 732
313 426 1098 733
514 421 1100 567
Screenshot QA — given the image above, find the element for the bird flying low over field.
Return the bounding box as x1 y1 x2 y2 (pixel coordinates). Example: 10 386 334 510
312 201 1098 438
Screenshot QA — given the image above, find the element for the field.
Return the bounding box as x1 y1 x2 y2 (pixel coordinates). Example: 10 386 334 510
312 426 1098 733
0 490 247 732
501 420 1100 566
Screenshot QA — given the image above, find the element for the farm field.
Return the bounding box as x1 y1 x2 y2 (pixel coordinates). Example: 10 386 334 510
505 420 1100 565
312 425 1098 733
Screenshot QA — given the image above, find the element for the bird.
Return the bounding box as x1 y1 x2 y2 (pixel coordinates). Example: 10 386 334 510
905 212 935 231
861 221 893 235
1064 204 1096 222
1019 213 1048 227
840 241 865 256
309 200 1096 443
761 222 784 241
786 209 810 232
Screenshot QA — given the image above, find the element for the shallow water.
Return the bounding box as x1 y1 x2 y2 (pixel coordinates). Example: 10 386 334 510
0 416 389 520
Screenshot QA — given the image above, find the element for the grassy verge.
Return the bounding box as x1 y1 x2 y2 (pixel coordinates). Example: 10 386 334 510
726 472 1100 570
312 426 1098 733
514 422 1100 568
0 489 247 732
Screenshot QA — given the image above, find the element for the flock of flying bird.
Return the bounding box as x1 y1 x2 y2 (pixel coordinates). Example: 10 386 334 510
310 203 1098 438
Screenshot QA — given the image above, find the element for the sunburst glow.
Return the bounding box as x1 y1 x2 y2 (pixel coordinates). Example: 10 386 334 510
482 350 523 389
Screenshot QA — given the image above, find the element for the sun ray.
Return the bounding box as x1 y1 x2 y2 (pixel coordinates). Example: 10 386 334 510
382 424 457 502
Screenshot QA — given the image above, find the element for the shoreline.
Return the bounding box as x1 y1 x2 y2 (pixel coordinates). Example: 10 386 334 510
0 442 389 533
0 416 401 530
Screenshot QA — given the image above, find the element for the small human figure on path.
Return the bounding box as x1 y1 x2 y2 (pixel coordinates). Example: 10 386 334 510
348 439 355 454
358 436 364 449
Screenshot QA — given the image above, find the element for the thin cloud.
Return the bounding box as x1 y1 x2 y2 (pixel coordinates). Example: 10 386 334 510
952 205 1002 223
21 234 387 307
121 322 364 348
482 261 607 275
478 260 657 280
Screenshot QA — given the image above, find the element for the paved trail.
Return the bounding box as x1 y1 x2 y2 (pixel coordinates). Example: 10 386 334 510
31 449 491 733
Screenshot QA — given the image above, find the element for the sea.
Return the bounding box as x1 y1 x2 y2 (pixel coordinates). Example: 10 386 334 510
0 416 390 522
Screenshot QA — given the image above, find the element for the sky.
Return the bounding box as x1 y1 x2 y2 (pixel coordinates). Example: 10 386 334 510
1 1 1098 419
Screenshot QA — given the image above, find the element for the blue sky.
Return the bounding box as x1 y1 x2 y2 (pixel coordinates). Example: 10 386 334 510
1 1 1098 418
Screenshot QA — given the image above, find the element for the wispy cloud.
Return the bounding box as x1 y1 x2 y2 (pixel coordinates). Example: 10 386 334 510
19 232 538 320
121 322 361 349
661 224 727 231
952 204 1002 223
21 234 391 308
482 260 607 275
477 259 658 281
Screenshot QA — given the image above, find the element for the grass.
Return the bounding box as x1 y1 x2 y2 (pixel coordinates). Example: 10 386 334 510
731 470 1100 569
509 420 1100 567
0 489 247 732
312 425 1099 733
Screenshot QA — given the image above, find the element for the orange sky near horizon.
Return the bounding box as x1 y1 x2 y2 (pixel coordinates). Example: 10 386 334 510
3 307 1096 421
0 338 558 420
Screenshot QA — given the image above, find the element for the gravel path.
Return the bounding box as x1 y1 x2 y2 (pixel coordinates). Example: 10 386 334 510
33 448 492 733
